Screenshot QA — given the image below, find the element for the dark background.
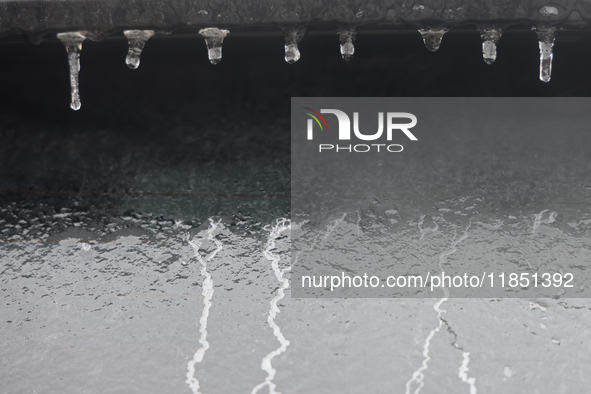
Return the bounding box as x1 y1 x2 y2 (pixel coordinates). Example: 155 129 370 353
0 28 590 232
2 29 591 129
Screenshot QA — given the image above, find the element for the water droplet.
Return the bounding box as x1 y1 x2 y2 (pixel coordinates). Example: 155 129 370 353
283 28 305 64
57 31 87 111
123 30 155 69
539 6 559 16
533 26 557 83
199 28 230 65
337 28 356 61
482 41 497 64
478 26 503 65
418 27 449 52
285 44 300 63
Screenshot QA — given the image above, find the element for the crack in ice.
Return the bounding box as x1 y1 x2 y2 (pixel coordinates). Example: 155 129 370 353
405 297 447 394
186 218 223 394
405 223 471 394
252 218 291 394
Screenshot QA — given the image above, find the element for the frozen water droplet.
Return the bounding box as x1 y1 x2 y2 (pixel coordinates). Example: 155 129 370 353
341 42 354 60
539 6 559 16
199 28 229 65
533 26 557 83
285 44 300 64
57 31 88 111
337 28 356 61
123 30 155 69
482 41 497 64
503 366 512 378
478 26 503 65
283 27 305 64
418 27 449 52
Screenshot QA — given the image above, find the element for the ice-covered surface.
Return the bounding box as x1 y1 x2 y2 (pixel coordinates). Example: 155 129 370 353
1 36 591 393
1 215 591 393
2 104 591 391
2 0 591 40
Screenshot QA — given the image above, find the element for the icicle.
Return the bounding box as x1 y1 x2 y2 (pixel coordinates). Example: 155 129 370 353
57 31 88 111
533 26 557 83
198 28 230 64
337 28 356 61
418 27 449 52
284 28 305 64
123 30 155 69
478 26 503 65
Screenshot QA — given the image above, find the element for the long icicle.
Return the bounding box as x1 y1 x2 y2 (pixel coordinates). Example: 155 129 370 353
57 31 88 111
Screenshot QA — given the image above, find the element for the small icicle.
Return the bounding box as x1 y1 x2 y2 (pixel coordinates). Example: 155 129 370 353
418 27 449 52
478 26 503 65
533 26 558 83
337 28 356 61
284 28 305 64
57 31 88 111
123 30 155 69
198 28 230 65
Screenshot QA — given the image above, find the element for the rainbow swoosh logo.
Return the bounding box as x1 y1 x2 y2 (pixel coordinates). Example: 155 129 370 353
303 107 329 131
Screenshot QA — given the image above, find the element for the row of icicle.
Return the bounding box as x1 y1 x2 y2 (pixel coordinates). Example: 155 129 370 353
58 26 558 111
